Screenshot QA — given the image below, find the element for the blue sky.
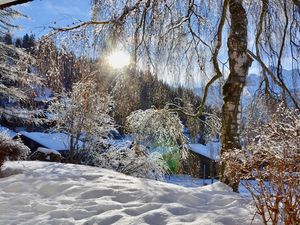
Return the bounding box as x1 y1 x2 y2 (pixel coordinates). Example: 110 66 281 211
13 0 91 37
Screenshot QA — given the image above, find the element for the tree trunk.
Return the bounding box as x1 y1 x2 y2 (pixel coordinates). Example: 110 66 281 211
220 0 252 192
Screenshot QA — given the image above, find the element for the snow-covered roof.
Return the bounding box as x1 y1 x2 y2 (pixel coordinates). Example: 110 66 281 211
19 131 83 151
0 125 17 138
188 141 220 160
36 147 61 156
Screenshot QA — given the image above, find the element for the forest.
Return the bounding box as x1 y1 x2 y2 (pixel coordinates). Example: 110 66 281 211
0 0 299 224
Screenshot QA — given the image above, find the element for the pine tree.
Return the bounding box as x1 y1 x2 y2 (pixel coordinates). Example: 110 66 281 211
15 38 22 48
28 34 35 47
22 33 29 49
3 33 12 45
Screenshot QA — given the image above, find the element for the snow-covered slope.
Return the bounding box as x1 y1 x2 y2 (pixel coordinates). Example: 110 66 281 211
0 125 16 138
0 161 261 225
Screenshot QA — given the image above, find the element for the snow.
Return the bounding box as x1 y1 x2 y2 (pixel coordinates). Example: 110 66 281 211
0 125 16 138
109 136 133 149
0 161 261 225
33 87 53 102
36 147 61 156
19 131 83 151
165 175 251 197
165 175 218 188
188 141 220 160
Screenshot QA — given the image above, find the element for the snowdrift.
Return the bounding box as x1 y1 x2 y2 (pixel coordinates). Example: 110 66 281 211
0 161 261 225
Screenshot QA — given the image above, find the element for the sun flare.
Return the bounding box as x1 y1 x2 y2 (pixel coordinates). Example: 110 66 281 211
107 50 131 69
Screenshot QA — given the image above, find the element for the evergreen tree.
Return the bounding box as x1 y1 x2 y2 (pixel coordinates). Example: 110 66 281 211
3 33 12 45
22 33 30 49
15 38 22 48
27 34 35 51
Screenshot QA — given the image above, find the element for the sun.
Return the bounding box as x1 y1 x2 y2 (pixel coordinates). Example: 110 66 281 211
107 50 131 69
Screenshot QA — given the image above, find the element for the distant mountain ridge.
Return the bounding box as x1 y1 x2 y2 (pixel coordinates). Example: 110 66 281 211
194 68 300 108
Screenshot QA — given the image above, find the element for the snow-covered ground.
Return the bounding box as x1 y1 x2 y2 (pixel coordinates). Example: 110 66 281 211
165 175 218 188
165 175 251 197
0 161 261 225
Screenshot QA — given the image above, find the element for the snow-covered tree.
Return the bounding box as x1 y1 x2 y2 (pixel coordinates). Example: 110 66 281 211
0 41 30 101
35 38 90 94
126 108 189 173
127 108 187 153
50 80 169 179
49 75 115 161
0 8 42 124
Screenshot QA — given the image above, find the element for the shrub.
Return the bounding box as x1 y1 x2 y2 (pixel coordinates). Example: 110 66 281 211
126 108 191 176
223 105 300 224
163 150 181 174
0 132 30 169
80 144 168 180
126 108 187 150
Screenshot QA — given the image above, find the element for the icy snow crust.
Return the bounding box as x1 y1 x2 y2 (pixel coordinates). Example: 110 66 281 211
0 161 261 225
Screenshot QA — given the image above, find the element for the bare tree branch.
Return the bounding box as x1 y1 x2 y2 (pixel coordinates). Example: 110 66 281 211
276 0 289 104
50 20 111 32
255 0 271 95
195 0 229 117
50 0 143 32
247 50 300 109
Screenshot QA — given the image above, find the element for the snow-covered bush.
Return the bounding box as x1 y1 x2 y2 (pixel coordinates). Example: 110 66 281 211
126 108 189 174
222 105 300 224
80 144 168 180
126 108 188 153
126 108 187 174
48 76 115 161
0 132 30 170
